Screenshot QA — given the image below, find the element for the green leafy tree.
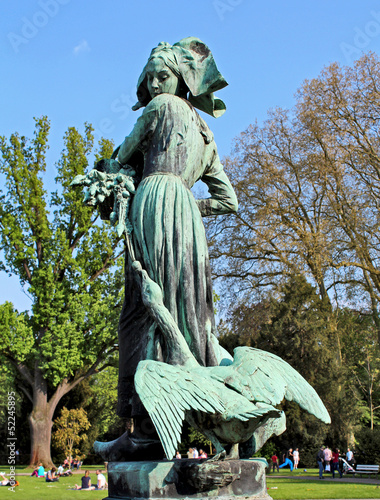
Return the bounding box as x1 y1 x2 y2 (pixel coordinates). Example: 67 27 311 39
0 117 124 466
355 427 380 464
50 363 125 463
339 310 380 431
53 407 90 463
87 365 125 441
188 428 212 456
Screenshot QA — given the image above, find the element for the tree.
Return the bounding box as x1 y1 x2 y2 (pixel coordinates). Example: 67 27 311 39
339 310 380 430
0 117 124 466
0 362 29 460
219 275 360 448
355 427 380 464
296 52 380 341
188 428 212 456
49 362 126 464
87 365 126 442
53 407 90 463
207 52 380 343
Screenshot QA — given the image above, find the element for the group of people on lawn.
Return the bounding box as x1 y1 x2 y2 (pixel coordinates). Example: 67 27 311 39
31 462 107 490
183 448 208 459
74 469 108 490
31 462 72 480
317 446 355 479
271 448 300 472
271 446 354 479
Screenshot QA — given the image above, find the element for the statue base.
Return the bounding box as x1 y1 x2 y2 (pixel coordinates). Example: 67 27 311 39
103 458 272 500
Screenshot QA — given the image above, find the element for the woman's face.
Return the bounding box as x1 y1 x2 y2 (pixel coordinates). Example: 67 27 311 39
146 57 180 99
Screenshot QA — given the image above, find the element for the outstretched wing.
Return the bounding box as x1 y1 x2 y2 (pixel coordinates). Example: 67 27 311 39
135 360 226 460
210 347 330 424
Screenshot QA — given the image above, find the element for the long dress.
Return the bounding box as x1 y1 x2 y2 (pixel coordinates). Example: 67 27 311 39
116 93 238 418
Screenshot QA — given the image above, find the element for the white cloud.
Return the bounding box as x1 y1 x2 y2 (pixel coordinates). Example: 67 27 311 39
73 40 90 55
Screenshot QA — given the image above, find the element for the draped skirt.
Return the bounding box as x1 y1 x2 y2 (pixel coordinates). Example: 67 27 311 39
117 174 217 418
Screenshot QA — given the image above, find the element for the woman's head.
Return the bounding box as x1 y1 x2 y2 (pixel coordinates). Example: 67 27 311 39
145 57 182 99
143 43 188 101
85 470 90 477
133 38 227 117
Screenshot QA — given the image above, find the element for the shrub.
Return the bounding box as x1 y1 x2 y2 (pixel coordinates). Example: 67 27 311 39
355 428 380 464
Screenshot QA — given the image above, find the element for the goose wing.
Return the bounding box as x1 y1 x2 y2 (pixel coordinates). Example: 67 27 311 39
134 360 226 460
210 347 330 424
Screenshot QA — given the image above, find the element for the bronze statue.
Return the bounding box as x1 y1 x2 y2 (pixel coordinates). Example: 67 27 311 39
72 38 330 463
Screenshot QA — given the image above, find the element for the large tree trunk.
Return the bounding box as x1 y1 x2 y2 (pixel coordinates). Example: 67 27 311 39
28 369 61 467
29 408 54 467
18 354 97 468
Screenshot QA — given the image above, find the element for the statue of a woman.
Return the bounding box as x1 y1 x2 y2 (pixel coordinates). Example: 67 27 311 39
95 37 238 460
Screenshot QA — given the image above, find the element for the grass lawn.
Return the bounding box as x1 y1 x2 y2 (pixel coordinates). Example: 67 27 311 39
1 466 380 499
266 468 380 499
267 467 321 477
267 477 380 499
0 471 108 500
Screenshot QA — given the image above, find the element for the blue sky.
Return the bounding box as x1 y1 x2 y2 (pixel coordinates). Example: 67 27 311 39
2 0 380 311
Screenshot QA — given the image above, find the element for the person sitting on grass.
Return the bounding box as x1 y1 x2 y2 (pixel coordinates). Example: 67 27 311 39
95 469 108 490
37 463 45 477
63 467 73 476
74 470 95 490
57 464 64 476
46 467 59 482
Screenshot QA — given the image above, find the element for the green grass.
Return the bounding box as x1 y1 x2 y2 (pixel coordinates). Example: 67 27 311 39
267 467 321 477
0 473 107 499
267 477 380 499
1 467 379 499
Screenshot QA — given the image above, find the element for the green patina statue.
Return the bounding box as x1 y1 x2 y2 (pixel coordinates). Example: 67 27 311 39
72 37 330 464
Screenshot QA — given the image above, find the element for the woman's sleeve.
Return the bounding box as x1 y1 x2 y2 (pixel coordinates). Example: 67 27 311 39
117 101 158 165
197 144 238 216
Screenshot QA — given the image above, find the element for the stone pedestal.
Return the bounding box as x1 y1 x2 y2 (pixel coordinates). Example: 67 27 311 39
103 458 272 500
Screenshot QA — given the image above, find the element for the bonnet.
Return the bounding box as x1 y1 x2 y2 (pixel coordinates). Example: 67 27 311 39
132 37 228 118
